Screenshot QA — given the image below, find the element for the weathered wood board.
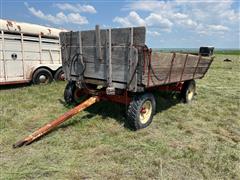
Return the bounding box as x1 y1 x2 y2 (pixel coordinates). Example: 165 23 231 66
60 27 145 91
143 52 213 87
60 26 213 92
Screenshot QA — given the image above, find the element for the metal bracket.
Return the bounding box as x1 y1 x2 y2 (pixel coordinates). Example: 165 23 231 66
106 86 115 95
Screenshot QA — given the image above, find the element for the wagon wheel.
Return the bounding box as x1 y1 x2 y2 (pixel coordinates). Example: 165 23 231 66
64 81 84 105
181 80 196 103
127 93 156 130
54 68 65 81
32 68 53 85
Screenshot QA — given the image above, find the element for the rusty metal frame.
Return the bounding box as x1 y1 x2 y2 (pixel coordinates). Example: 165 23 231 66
1 30 7 81
80 88 132 105
20 33 25 79
157 82 183 92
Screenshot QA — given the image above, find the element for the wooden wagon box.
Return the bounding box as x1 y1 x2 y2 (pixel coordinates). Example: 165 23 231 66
60 26 213 93
13 26 215 147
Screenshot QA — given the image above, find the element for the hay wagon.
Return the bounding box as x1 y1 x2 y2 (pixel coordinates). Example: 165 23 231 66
60 26 214 130
13 26 214 148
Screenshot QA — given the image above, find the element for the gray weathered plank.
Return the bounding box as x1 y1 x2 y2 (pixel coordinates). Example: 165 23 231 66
83 62 128 82
95 25 102 61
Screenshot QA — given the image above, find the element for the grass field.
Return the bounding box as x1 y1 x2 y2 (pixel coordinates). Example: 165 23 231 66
0 54 239 179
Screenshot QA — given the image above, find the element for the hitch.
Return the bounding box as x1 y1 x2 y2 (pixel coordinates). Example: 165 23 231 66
13 96 100 148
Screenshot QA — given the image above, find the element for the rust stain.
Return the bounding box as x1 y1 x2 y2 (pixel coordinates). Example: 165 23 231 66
7 20 13 27
17 25 21 31
47 28 51 34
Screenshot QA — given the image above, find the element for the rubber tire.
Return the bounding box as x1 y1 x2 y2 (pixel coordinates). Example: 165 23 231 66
127 93 156 130
64 81 83 105
181 80 196 103
54 68 65 81
32 68 53 84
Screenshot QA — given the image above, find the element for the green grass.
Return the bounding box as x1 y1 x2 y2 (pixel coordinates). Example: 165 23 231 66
0 54 240 179
214 49 240 55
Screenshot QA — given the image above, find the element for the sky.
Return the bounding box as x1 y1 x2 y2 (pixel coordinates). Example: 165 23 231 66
0 0 239 48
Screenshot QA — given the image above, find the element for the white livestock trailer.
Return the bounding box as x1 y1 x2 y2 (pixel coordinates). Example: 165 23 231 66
0 19 66 85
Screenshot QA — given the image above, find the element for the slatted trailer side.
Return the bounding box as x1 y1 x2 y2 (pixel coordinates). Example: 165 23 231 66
142 51 214 87
60 26 145 92
60 26 213 94
0 19 65 85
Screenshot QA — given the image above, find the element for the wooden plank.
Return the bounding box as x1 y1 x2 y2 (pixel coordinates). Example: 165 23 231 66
81 46 129 65
106 28 112 86
151 52 173 66
146 72 205 87
185 54 199 67
127 27 137 91
80 27 145 46
143 66 209 74
78 31 83 68
83 62 127 82
81 29 107 46
150 52 203 67
143 64 209 86
95 25 102 61
61 31 80 45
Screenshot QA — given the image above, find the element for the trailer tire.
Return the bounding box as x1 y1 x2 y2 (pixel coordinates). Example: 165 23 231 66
127 93 156 130
32 68 53 84
181 80 196 103
64 81 84 105
54 68 65 81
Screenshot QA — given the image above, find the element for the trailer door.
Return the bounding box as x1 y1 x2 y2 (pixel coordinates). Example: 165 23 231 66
4 33 24 81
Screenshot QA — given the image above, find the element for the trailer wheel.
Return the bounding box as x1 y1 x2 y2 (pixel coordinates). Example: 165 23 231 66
127 93 156 130
64 81 83 104
181 80 196 103
32 68 53 84
54 68 65 81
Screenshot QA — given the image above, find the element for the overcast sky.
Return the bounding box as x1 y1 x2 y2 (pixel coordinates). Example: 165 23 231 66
1 0 239 48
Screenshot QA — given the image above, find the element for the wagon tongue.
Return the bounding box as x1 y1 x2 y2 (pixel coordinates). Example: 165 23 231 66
13 96 100 148
13 140 28 148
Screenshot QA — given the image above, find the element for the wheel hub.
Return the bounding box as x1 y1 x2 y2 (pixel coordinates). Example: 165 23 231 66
39 75 48 83
139 100 152 124
59 73 65 80
187 89 194 101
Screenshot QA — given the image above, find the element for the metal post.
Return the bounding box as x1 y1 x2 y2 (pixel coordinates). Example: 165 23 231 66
39 34 42 64
58 35 61 64
1 30 7 81
20 33 25 79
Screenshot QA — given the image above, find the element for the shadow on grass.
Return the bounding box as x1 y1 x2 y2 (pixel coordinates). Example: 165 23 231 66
0 83 31 90
58 91 180 130
20 91 180 147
